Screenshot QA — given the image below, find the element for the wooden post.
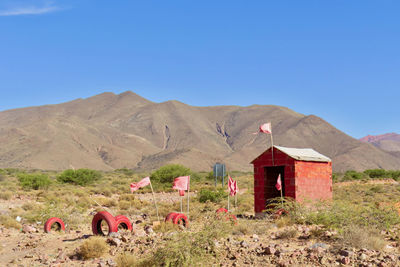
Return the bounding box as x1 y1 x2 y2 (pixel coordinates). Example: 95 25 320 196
187 176 190 220
227 193 230 212
180 196 183 213
149 181 160 221
234 193 237 208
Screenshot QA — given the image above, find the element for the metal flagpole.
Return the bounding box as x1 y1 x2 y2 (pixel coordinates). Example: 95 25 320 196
187 176 190 220
270 133 274 166
180 196 183 213
228 193 230 212
235 191 237 208
149 181 160 221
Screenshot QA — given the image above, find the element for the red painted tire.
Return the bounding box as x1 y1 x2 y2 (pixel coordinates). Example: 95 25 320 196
216 208 228 213
115 215 132 231
228 214 238 225
92 211 118 235
165 212 178 223
44 217 65 233
172 213 188 227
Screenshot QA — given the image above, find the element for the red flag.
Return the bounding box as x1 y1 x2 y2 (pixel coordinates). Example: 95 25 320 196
179 190 185 196
228 176 237 196
172 176 190 191
259 122 272 134
130 177 151 193
233 180 239 195
275 174 282 191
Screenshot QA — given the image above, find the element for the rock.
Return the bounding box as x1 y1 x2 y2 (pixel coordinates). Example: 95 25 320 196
107 259 117 267
340 250 353 257
108 232 121 238
144 225 154 235
121 235 128 242
341 257 350 265
22 225 36 233
359 253 368 261
98 261 107 267
265 246 276 255
240 241 248 248
142 214 148 220
135 220 143 224
16 216 22 222
107 238 121 247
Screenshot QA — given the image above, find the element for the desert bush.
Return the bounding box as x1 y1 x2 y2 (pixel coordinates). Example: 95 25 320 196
0 215 21 229
57 169 102 186
0 191 12 200
198 188 227 203
364 169 387 178
153 221 179 233
18 173 51 190
116 253 140 267
119 200 131 210
341 225 386 250
78 237 108 259
388 170 400 180
278 228 298 239
115 168 134 176
143 217 232 266
343 170 365 181
150 164 191 184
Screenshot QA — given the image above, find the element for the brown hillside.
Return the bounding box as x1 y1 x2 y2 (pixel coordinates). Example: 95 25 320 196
0 91 399 172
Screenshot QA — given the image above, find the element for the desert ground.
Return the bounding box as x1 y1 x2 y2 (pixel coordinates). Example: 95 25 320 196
1 168 400 266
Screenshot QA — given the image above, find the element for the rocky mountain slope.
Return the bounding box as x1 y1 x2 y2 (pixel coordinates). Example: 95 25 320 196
360 133 400 158
0 91 399 172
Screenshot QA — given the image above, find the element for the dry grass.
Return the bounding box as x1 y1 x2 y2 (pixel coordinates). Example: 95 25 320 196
0 191 12 200
116 253 140 267
278 228 298 239
153 221 179 233
341 225 386 250
78 237 108 260
0 215 21 229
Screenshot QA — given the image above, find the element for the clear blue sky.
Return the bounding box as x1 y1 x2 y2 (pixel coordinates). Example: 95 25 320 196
0 0 399 138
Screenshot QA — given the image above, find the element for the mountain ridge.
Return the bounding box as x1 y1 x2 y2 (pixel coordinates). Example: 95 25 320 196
0 91 399 172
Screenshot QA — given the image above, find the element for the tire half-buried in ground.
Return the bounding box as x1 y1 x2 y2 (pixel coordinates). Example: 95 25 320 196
92 211 118 235
44 217 65 233
115 215 132 232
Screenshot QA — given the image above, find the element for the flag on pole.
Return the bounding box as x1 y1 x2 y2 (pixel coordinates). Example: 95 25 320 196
259 122 272 134
228 176 238 196
172 176 190 191
233 180 239 195
275 174 282 191
130 177 151 193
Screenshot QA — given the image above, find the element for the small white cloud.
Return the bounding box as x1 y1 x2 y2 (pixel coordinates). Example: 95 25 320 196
0 1 60 16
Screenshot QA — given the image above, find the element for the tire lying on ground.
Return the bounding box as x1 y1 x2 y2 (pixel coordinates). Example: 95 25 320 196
115 215 132 231
216 208 228 213
164 212 178 223
172 213 189 227
44 217 65 233
92 211 118 235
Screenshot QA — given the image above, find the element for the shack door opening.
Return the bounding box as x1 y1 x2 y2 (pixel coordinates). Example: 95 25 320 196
264 166 285 206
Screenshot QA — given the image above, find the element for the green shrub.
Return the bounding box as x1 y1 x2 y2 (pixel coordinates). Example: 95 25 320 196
150 164 191 184
388 170 400 180
18 173 51 190
198 188 227 203
364 169 387 178
343 170 365 181
57 169 102 186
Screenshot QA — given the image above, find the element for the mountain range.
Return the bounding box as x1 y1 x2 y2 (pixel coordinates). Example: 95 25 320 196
0 91 399 172
360 133 400 158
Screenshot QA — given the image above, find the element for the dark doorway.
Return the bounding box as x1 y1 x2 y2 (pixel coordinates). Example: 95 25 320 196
264 166 285 207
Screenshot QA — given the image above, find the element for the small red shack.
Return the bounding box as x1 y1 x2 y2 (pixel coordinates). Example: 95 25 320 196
251 145 332 214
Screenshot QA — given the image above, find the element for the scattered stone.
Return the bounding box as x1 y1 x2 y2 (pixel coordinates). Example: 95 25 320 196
265 246 276 255
108 232 121 238
144 225 154 235
22 225 36 233
359 253 368 261
240 241 248 248
341 257 350 265
340 250 353 257
107 238 122 247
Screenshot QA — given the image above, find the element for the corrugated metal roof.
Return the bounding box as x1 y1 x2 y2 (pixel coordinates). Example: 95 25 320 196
274 145 331 162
